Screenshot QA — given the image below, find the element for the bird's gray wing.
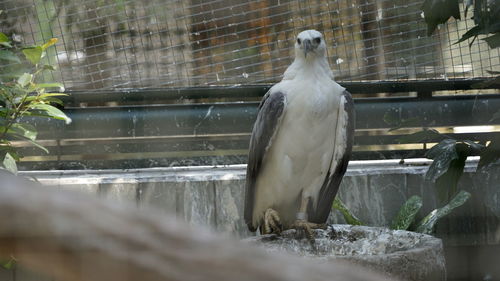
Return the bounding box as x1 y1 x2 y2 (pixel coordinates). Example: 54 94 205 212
309 90 355 224
244 90 286 232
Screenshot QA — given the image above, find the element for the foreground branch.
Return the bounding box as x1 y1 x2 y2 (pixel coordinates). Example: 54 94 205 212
0 171 393 281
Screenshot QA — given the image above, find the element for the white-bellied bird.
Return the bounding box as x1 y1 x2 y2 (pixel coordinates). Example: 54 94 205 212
244 30 355 239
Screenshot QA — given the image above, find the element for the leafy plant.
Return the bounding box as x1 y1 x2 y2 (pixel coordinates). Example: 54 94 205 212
333 192 470 235
332 198 363 226
422 0 500 48
390 195 423 230
414 190 471 234
1 256 16 270
425 138 483 202
0 32 70 174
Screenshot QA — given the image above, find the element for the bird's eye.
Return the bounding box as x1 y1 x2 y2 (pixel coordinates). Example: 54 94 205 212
313 37 321 44
297 38 301 45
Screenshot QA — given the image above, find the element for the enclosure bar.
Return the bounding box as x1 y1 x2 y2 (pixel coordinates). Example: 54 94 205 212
60 78 492 106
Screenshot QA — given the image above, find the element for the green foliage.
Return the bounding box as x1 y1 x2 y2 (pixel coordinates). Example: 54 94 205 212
421 0 461 36
390 195 423 230
415 190 471 234
332 198 364 226
333 193 470 235
1 256 16 270
378 115 476 233
384 107 490 203
422 0 500 48
0 32 70 174
425 139 482 202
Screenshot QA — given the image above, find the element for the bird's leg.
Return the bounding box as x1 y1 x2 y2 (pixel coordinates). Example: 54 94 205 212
291 197 327 244
262 208 283 235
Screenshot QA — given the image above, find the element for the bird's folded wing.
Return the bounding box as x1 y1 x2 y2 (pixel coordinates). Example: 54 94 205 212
309 90 355 224
244 90 286 231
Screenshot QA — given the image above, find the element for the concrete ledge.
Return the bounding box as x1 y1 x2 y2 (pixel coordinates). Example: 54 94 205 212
20 157 480 183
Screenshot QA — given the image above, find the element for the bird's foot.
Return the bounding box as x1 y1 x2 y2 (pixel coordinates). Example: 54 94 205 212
291 220 327 245
262 208 283 235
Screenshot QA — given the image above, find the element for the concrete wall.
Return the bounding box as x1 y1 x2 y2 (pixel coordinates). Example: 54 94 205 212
14 158 484 238
3 158 499 281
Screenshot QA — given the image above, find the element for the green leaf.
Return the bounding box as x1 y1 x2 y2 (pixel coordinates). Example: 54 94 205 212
426 139 468 203
10 133 48 154
332 197 364 225
23 93 66 105
22 46 43 65
478 135 500 170
1 152 17 174
1 257 16 270
462 140 484 153
11 123 37 141
434 155 466 203
0 50 21 63
0 41 12 48
415 190 471 234
17 73 32 87
427 140 473 202
30 103 71 124
471 75 500 89
421 0 460 36
483 33 500 49
0 32 9 43
456 25 483 45
425 139 459 181
390 195 423 230
42 97 64 106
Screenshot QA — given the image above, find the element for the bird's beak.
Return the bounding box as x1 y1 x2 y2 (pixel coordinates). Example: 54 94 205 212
303 39 312 58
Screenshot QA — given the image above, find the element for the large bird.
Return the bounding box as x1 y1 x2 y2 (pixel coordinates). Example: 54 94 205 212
244 30 355 239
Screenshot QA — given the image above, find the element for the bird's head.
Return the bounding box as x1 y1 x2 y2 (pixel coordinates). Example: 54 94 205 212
295 29 326 60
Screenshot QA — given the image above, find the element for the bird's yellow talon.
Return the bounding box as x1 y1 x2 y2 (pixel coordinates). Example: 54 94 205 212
262 208 282 235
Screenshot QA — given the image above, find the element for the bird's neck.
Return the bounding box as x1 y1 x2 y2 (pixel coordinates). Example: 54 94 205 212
283 56 333 81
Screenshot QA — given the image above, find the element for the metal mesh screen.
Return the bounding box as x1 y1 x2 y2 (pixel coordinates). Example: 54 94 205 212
1 0 499 91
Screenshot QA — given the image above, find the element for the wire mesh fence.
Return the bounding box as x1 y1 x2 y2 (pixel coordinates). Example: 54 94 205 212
1 0 499 91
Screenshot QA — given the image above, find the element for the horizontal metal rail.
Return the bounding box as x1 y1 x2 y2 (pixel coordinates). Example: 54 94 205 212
61 78 491 106
17 86 500 170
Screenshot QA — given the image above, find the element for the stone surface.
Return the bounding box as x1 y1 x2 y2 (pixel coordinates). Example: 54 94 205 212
405 174 438 219
367 174 408 227
213 178 252 238
329 175 369 224
59 183 99 194
178 180 216 229
98 182 138 204
138 181 178 214
246 225 446 281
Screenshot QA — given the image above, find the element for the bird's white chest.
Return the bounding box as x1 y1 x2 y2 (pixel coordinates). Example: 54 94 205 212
286 81 338 121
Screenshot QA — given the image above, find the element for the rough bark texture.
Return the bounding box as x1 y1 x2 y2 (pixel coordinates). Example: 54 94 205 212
0 171 395 281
